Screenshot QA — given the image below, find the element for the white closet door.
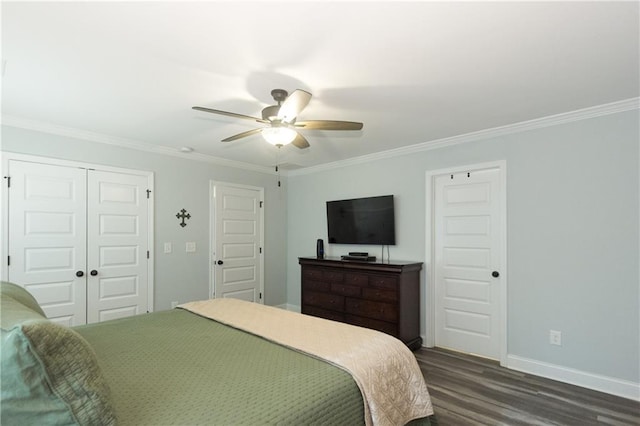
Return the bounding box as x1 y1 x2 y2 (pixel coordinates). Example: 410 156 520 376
86 170 149 323
434 168 502 360
8 160 87 326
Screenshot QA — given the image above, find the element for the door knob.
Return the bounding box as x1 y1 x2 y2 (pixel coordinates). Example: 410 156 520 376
90 270 98 276
217 260 224 265
492 271 500 278
76 270 84 277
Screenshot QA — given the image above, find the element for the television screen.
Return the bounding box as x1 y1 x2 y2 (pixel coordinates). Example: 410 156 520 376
326 195 396 245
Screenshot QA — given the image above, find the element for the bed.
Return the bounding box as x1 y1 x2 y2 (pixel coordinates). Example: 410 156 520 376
1 281 434 425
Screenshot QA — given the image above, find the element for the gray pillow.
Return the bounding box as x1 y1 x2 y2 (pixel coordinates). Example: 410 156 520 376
1 282 117 425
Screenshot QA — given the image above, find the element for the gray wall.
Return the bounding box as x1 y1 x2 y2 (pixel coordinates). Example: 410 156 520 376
2 109 638 386
286 110 639 384
1 126 288 309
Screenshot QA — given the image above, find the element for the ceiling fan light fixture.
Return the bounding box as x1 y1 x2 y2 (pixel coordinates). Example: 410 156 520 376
262 126 297 146
193 88 363 149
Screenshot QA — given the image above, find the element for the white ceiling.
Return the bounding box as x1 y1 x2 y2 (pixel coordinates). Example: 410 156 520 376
2 1 638 171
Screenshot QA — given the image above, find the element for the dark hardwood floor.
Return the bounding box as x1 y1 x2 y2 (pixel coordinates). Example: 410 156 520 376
415 348 640 426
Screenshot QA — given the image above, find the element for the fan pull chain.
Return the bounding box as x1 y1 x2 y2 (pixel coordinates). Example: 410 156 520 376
275 147 281 187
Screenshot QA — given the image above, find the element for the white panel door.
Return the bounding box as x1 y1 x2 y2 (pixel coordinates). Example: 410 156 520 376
213 184 263 303
86 170 149 323
434 168 502 359
8 160 87 326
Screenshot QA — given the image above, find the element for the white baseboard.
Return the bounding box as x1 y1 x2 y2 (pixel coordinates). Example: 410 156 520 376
281 312 639 401
507 354 639 401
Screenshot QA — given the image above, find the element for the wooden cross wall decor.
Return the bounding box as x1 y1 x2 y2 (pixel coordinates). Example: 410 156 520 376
176 209 191 228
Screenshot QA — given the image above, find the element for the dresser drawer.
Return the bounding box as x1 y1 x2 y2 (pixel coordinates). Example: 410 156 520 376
302 279 330 292
362 287 397 302
302 267 324 280
303 290 344 311
370 275 398 289
303 305 345 322
345 314 398 336
303 267 344 284
345 273 369 287
345 298 397 322
331 283 361 297
322 270 344 283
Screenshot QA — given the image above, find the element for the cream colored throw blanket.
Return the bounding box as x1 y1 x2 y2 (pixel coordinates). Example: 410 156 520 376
180 298 433 426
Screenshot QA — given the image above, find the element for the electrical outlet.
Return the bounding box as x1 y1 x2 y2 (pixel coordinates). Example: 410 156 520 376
164 242 172 254
549 330 562 346
171 301 179 309
186 242 196 253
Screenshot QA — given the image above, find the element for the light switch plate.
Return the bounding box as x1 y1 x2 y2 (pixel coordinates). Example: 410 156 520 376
186 242 196 252
164 242 172 254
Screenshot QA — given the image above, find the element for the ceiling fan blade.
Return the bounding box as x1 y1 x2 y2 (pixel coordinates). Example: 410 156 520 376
277 89 312 123
222 128 263 142
291 132 310 149
295 120 363 131
192 106 269 124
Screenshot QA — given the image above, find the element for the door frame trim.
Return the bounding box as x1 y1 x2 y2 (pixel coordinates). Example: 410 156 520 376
209 180 265 302
1 152 155 312
425 160 507 366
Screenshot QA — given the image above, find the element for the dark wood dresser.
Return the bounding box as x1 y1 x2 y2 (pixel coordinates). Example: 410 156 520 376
299 257 423 350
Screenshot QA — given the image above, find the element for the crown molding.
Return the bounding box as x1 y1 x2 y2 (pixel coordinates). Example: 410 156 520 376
0 115 277 175
3 97 637 178
289 97 640 176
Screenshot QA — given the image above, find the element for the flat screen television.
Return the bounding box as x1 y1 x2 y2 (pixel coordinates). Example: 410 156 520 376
326 195 396 245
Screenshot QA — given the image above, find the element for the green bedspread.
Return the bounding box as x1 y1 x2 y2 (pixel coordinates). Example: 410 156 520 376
75 309 365 425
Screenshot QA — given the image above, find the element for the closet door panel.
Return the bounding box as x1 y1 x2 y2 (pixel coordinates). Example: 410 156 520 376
8 160 87 326
86 170 149 323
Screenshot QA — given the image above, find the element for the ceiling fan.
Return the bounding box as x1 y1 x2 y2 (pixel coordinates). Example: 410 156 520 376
192 89 363 149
